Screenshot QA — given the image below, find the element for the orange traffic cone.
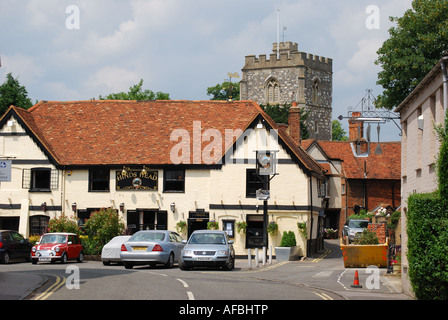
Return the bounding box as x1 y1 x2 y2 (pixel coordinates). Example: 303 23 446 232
350 270 362 288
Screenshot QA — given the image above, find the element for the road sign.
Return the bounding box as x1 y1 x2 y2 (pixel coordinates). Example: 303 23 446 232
0 160 12 182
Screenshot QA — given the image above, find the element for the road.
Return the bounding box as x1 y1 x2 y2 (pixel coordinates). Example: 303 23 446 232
0 239 411 305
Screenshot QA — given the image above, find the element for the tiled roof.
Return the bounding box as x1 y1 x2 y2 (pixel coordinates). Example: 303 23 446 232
3 100 324 177
303 139 401 180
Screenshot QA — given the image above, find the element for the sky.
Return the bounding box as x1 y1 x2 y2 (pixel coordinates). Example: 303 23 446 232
0 0 413 141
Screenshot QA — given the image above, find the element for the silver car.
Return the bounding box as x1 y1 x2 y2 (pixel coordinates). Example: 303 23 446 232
343 219 369 242
179 230 235 271
120 230 184 269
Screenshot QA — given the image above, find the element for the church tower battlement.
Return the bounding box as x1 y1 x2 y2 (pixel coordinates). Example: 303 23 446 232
240 42 333 141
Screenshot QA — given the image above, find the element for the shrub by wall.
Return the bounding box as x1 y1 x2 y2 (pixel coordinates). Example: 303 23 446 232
407 192 448 300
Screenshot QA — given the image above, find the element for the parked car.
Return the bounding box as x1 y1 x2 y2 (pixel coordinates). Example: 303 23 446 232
120 230 184 269
179 230 235 271
101 235 131 265
31 233 84 264
0 230 33 264
342 219 370 243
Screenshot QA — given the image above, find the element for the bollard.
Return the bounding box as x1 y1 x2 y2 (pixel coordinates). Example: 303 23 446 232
262 247 266 266
248 248 252 269
269 245 272 264
254 248 259 268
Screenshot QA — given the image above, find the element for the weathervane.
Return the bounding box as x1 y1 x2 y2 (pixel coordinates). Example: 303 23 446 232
226 72 239 101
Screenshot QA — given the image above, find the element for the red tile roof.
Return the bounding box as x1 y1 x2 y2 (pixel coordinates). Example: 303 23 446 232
303 139 401 180
4 100 324 177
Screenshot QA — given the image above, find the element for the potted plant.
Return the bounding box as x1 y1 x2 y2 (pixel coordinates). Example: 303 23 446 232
267 221 279 235
236 221 247 235
275 231 300 261
176 220 187 234
207 220 219 230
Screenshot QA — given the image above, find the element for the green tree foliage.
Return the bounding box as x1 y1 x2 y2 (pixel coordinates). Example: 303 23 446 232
99 79 170 100
331 119 349 141
260 103 309 140
48 214 80 234
84 208 125 246
206 81 240 101
279 231 297 247
0 73 33 115
436 109 448 204
375 0 448 110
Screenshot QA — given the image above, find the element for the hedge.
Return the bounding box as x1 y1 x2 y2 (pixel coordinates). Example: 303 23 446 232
407 192 448 300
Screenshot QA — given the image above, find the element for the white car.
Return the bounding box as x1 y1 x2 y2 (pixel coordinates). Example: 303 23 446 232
101 235 131 265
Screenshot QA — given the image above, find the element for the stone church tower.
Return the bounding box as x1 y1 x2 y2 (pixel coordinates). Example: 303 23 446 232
240 42 333 140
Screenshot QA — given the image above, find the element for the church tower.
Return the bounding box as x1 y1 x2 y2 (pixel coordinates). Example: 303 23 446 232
240 42 333 141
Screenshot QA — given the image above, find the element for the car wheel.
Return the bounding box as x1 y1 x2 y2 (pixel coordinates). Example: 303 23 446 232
223 256 234 271
77 251 84 263
179 261 190 271
31 258 38 264
1 252 10 264
60 253 67 264
124 262 134 269
164 253 174 268
102 260 111 266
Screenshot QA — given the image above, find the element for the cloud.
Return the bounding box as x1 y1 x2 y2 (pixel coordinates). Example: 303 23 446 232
86 66 140 95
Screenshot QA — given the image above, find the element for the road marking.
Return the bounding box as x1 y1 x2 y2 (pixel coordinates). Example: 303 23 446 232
337 269 349 290
34 275 66 300
312 271 334 278
176 278 189 288
313 291 333 300
311 248 331 263
187 291 195 300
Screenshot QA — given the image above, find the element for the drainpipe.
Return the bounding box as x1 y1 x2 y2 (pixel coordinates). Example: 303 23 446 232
308 176 314 256
441 56 448 113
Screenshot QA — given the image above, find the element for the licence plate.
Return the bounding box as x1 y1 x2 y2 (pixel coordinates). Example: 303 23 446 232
197 257 212 261
39 257 51 262
132 247 147 251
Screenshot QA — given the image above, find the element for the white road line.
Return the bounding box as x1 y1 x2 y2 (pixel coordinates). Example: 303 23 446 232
176 278 189 288
337 269 349 290
187 291 195 300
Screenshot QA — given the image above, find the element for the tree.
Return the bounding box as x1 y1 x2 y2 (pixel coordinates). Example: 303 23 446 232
0 73 33 115
206 81 240 101
260 103 309 140
331 119 349 141
375 0 448 110
99 79 170 100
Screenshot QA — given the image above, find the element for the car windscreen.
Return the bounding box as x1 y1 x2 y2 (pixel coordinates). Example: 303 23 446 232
40 234 67 244
129 232 165 242
189 233 226 245
349 220 369 228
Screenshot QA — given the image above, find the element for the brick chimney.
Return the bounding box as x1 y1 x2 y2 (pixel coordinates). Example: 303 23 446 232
287 101 301 145
349 112 364 141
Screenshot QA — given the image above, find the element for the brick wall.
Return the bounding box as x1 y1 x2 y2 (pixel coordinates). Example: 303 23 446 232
368 223 387 244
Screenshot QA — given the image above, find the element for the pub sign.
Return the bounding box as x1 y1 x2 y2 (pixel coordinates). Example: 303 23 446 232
116 169 158 191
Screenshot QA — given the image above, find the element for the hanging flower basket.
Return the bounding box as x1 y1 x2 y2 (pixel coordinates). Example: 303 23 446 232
207 220 219 230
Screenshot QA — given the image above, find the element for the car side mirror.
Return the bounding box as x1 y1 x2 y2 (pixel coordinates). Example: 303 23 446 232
228 240 234 244
67 241 73 245
181 240 187 244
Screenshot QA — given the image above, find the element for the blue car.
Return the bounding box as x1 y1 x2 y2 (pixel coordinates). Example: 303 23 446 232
120 230 184 269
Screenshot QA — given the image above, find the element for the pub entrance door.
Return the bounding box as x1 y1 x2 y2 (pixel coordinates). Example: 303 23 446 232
187 211 209 238
126 209 167 233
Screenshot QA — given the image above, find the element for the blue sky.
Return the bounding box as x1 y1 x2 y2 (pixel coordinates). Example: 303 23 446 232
0 0 413 141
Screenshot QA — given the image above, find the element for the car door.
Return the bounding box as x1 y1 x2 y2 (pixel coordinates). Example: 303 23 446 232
11 232 28 259
66 235 77 259
169 232 183 260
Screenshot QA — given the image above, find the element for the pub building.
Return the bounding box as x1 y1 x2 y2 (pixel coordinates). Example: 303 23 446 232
0 100 326 256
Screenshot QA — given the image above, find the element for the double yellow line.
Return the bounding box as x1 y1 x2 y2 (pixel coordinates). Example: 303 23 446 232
34 276 66 300
313 291 334 300
311 248 331 263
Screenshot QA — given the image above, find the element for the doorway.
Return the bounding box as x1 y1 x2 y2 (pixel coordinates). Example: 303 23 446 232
246 214 265 249
187 211 209 238
126 209 167 234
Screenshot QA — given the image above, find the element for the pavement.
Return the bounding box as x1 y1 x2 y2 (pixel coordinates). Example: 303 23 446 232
0 270 47 300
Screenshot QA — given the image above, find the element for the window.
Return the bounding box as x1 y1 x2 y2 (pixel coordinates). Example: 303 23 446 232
89 168 110 191
246 169 267 198
164 170 185 193
312 79 320 105
23 168 58 192
265 78 280 104
222 220 235 238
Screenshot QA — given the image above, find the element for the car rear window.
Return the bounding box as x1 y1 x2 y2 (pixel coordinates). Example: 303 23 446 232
349 220 369 228
130 232 165 242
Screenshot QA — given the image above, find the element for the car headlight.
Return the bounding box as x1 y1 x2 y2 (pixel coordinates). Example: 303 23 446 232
183 250 192 256
217 250 228 255
32 247 37 252
55 247 60 252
